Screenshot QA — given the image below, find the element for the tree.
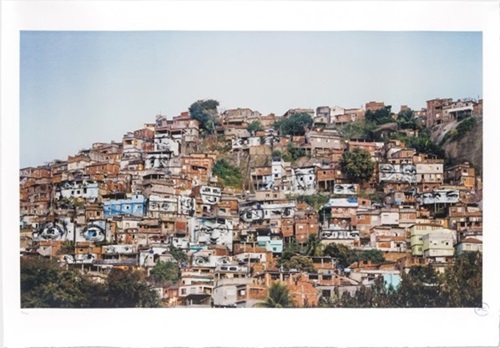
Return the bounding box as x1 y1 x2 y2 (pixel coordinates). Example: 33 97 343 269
280 255 315 273
441 251 482 307
21 256 162 308
149 261 180 285
318 252 483 308
274 113 313 136
365 106 393 125
188 99 220 135
259 282 294 308
355 249 385 264
338 119 376 141
397 108 420 130
247 120 264 134
271 150 282 159
323 243 355 270
168 245 188 265
292 193 329 210
286 143 306 161
451 117 478 142
21 256 106 308
212 158 243 188
339 148 375 183
303 234 323 256
106 268 160 308
394 265 444 307
407 132 445 158
279 240 301 265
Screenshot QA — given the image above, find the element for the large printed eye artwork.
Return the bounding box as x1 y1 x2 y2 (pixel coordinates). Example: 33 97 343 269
240 208 264 222
194 255 210 266
334 184 343 193
81 224 106 242
216 256 231 265
33 222 66 240
149 156 156 167
334 184 357 194
346 185 356 193
446 190 459 199
432 191 442 199
380 164 395 174
402 165 416 176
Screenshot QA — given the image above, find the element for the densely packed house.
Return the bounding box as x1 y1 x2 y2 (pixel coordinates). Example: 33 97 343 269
20 98 483 307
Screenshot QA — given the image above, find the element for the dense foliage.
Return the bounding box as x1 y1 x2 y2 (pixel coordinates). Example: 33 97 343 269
247 120 264 134
285 143 307 161
320 251 482 308
339 148 375 183
274 113 313 136
21 256 160 308
291 193 330 210
322 243 385 270
364 106 394 125
446 116 478 143
106 268 160 307
258 282 294 308
149 261 181 285
280 255 315 273
404 128 445 158
212 158 243 188
21 256 105 308
168 245 189 264
189 99 220 135
271 150 282 159
396 108 421 130
338 120 376 141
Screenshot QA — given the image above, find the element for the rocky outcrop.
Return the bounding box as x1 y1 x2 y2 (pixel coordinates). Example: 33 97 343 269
431 117 482 174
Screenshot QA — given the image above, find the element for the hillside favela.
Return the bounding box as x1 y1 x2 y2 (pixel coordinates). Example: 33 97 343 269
20 98 483 308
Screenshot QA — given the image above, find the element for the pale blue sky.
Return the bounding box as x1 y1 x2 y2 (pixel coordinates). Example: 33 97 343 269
20 31 482 168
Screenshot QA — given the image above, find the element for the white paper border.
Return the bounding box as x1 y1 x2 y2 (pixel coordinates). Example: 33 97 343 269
2 1 499 347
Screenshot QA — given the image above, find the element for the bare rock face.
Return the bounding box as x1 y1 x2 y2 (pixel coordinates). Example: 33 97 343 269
431 117 483 174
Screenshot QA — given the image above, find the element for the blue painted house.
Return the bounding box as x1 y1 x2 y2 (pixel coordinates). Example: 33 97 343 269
103 194 146 217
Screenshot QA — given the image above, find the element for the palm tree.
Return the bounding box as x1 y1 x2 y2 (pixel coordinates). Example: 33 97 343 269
304 234 323 256
258 282 294 308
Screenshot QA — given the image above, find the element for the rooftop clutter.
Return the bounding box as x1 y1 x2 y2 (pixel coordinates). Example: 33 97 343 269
20 99 483 308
